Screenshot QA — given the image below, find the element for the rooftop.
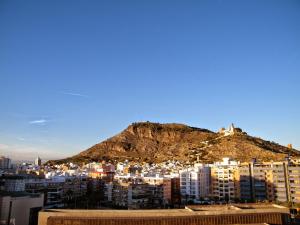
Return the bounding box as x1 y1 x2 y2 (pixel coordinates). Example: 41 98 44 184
187 203 288 212
38 204 290 225
40 203 289 218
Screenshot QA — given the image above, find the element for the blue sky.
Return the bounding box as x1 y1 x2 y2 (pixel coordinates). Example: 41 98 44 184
0 0 299 161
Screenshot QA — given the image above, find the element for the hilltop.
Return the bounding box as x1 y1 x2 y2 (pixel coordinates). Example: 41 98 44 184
49 122 300 164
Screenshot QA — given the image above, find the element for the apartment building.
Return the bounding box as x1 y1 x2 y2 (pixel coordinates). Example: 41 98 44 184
25 178 64 208
111 177 165 209
63 176 87 200
142 175 171 205
210 158 239 201
237 160 300 204
238 163 252 201
208 158 300 204
288 164 300 204
179 164 210 202
266 162 289 202
112 180 152 209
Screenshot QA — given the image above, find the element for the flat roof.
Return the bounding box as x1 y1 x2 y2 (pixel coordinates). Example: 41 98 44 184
187 203 288 211
40 204 289 218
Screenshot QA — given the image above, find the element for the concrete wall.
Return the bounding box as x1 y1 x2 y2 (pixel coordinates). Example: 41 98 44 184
38 206 290 225
43 212 288 225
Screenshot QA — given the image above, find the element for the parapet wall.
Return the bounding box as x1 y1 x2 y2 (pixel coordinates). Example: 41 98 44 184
38 204 290 225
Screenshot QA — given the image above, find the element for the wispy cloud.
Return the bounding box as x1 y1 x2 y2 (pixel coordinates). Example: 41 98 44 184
17 137 26 141
60 91 89 98
29 119 48 125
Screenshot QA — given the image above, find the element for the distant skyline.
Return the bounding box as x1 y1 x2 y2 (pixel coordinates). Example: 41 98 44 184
0 0 299 161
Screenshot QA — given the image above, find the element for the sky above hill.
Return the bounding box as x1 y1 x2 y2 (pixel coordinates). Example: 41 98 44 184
0 0 299 161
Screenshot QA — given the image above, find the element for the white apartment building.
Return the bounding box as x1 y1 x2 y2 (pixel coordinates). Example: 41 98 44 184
179 164 210 202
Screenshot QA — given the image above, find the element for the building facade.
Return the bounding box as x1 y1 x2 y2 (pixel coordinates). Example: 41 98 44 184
210 158 239 201
0 156 11 170
179 164 210 202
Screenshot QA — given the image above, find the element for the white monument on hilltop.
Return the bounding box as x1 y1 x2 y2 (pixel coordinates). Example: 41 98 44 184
219 123 236 136
228 123 235 134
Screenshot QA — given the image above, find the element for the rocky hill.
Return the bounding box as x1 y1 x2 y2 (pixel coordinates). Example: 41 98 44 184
50 122 300 164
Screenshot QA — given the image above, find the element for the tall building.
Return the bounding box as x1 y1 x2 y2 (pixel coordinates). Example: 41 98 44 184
237 160 300 204
170 177 181 206
179 164 210 202
210 158 239 201
0 156 11 170
34 157 42 166
237 162 252 201
288 163 300 204
251 162 274 201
